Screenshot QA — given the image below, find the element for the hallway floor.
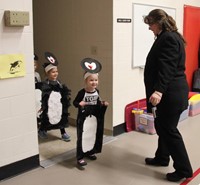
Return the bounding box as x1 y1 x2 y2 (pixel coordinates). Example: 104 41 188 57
1 115 200 185
38 125 77 162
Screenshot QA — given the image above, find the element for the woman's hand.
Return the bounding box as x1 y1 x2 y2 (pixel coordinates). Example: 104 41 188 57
149 91 162 106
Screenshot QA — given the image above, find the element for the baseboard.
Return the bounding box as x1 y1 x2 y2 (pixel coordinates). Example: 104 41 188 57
0 154 40 181
113 123 126 136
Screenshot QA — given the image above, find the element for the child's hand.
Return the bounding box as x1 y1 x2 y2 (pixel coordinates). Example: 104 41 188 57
101 101 109 106
79 101 86 107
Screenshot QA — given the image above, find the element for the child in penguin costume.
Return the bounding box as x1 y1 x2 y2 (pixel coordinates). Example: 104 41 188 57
36 52 71 141
73 58 109 166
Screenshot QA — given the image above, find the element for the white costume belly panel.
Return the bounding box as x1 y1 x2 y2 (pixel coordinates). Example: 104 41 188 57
48 91 62 125
82 115 97 152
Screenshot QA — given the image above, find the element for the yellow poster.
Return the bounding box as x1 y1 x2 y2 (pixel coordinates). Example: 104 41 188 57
0 54 26 79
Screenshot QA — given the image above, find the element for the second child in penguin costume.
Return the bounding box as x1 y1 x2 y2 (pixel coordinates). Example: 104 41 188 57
73 58 109 167
36 52 71 141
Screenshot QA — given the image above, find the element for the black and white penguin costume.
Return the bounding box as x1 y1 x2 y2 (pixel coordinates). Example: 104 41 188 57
36 52 71 131
73 58 107 160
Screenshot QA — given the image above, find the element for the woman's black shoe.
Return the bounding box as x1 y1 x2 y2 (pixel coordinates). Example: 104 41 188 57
145 157 169 166
166 171 192 182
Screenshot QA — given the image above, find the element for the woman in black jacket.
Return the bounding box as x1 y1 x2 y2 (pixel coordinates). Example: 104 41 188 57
143 9 193 182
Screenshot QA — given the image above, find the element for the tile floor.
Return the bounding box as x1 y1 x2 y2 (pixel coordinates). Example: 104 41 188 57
1 114 200 185
38 125 77 161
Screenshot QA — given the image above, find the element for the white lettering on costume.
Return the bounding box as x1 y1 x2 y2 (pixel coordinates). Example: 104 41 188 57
83 91 99 105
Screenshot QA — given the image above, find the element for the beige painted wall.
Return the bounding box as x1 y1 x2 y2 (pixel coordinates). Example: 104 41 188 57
33 0 113 133
0 0 38 167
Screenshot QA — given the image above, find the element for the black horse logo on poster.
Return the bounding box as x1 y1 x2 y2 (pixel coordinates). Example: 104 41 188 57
9 60 22 74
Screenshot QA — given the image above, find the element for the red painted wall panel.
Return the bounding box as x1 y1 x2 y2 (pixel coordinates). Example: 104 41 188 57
183 5 200 89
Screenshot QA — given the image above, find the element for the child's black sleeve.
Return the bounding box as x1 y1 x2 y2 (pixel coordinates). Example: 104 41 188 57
73 89 85 108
